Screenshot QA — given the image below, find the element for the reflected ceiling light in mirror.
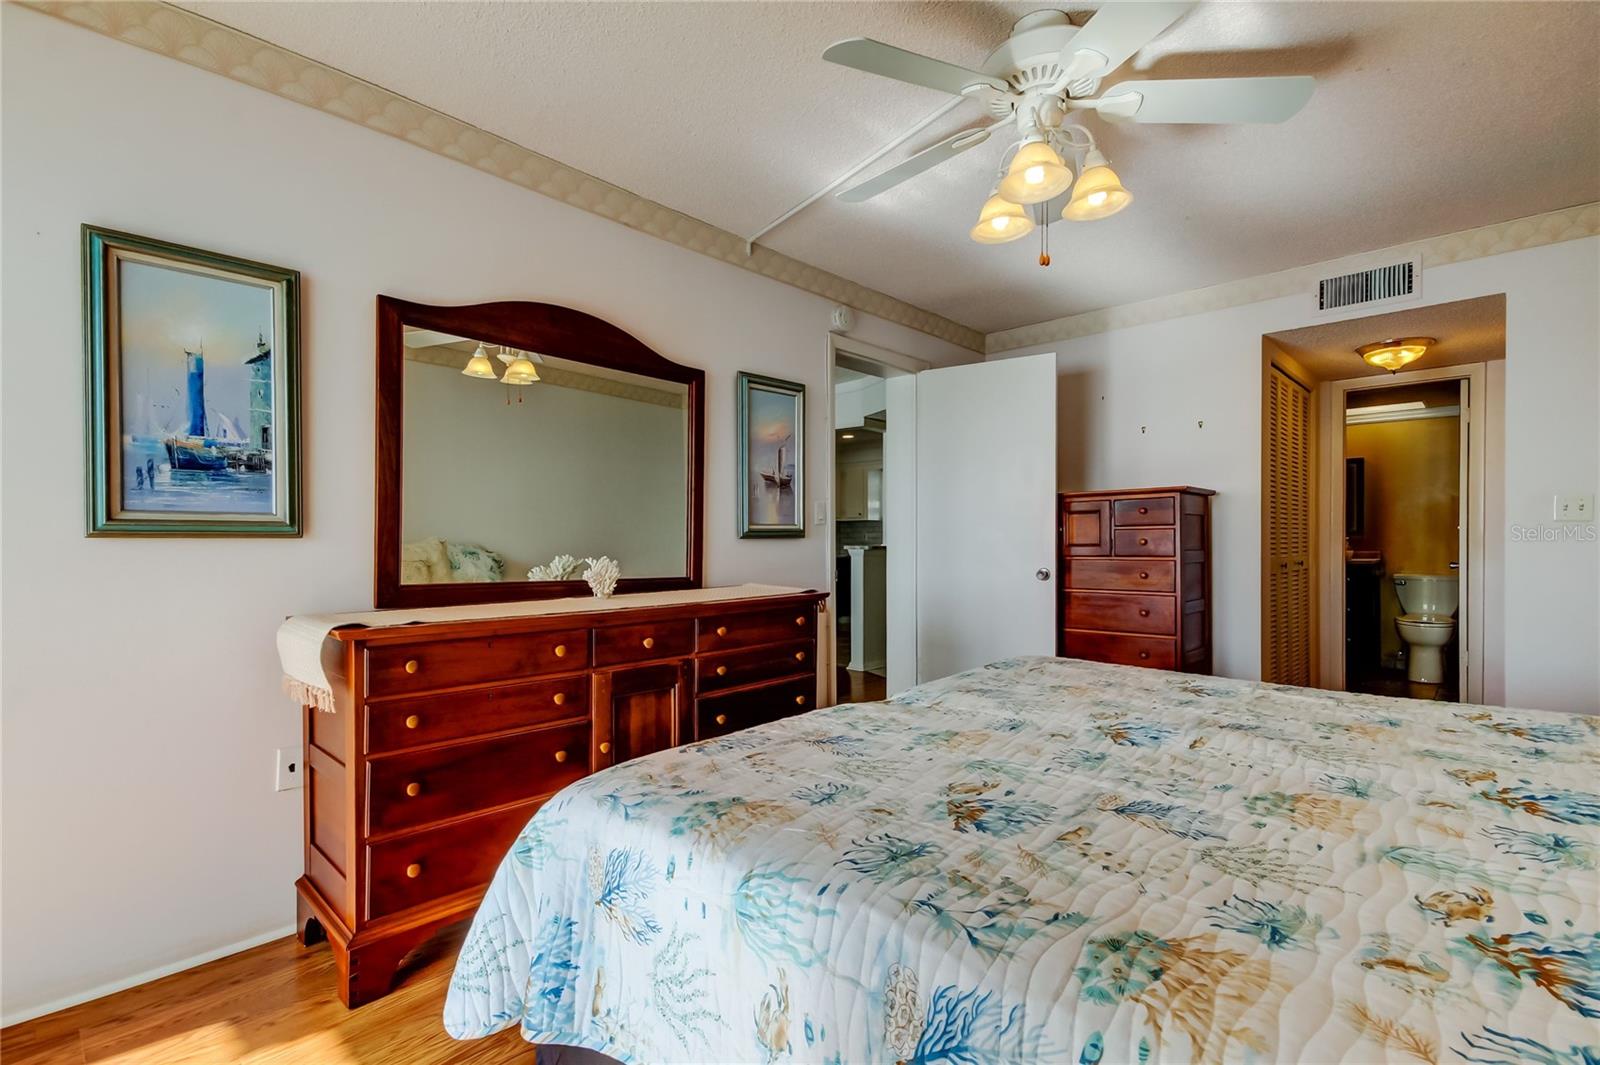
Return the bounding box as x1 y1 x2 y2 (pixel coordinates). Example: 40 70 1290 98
501 352 541 385
461 342 499 379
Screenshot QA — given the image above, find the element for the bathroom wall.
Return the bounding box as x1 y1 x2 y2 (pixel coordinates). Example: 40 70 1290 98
1346 412 1462 662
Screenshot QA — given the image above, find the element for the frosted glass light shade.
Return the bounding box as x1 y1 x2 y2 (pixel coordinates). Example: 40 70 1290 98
998 140 1074 205
502 356 541 385
461 343 499 379
1063 154 1133 221
1356 337 1434 373
969 194 1035 244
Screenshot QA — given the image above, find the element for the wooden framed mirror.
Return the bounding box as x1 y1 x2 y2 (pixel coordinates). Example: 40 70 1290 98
375 297 704 608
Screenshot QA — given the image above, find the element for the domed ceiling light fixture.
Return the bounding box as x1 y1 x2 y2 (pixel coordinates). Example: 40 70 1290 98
1356 337 1435 373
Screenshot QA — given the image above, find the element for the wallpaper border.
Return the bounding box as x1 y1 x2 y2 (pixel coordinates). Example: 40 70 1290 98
985 202 1600 353
26 0 987 354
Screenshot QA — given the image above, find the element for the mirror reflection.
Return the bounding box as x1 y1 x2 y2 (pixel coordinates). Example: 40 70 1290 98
400 326 689 585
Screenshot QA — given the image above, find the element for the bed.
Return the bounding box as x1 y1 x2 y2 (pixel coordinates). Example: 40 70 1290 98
443 656 1599 1063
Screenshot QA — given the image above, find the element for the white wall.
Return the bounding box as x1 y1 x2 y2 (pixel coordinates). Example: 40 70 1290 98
994 237 1599 711
403 361 687 578
0 7 974 1021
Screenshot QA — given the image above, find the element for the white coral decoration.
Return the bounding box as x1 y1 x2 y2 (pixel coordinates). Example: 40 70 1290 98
583 556 621 598
527 553 581 581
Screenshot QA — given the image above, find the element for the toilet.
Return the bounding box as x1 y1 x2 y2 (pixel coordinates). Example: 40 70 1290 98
1392 573 1458 684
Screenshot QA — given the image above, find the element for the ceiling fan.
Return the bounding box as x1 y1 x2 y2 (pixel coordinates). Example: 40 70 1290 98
821 4 1314 257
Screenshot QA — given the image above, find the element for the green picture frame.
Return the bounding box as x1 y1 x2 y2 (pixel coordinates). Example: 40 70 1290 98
736 371 805 538
83 225 302 536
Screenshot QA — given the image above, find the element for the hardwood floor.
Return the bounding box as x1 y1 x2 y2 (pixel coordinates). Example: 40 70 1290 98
835 665 887 703
1 924 531 1064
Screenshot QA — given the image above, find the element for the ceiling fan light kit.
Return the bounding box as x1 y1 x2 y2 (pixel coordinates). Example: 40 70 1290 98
1062 149 1132 222
820 3 1315 261
460 342 499 380
970 189 1035 244
998 139 1075 204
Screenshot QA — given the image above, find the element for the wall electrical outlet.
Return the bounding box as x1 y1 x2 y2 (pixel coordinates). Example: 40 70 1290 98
1553 494 1595 522
275 745 303 791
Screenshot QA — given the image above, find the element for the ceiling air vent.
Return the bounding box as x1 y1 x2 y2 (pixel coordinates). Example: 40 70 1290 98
1312 254 1422 317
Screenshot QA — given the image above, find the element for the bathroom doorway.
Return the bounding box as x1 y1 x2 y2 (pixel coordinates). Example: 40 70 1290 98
1342 378 1467 700
1262 293 1502 705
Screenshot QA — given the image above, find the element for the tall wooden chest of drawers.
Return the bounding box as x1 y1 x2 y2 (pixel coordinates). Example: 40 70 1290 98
1058 487 1214 673
293 587 826 1007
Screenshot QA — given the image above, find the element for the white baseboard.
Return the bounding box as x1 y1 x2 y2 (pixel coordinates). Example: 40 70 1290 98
1 923 297 1028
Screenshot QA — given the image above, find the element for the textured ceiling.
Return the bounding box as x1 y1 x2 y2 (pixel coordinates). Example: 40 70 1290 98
1268 294 1506 382
179 2 1600 335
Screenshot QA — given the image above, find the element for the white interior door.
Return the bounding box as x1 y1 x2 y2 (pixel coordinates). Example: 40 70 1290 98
915 353 1057 682
1457 377 1470 698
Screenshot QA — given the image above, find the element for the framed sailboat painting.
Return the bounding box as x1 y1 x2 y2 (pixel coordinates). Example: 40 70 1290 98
735 371 804 538
83 226 301 535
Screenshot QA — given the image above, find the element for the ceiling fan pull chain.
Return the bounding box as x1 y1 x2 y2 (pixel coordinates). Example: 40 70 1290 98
1038 204 1051 267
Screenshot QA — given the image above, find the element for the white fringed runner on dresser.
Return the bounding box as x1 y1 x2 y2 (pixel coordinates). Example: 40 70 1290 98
276 584 808 712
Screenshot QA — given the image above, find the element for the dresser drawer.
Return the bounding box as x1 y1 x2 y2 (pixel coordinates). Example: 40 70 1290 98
366 722 589 836
1113 527 1175 557
1066 558 1175 592
697 639 814 694
365 676 587 754
1063 592 1175 636
1113 497 1175 526
1062 630 1177 670
594 619 694 667
367 629 589 696
697 605 814 651
366 800 538 919
697 676 814 739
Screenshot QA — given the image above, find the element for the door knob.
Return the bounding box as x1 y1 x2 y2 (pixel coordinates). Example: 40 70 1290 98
1035 568 1051 581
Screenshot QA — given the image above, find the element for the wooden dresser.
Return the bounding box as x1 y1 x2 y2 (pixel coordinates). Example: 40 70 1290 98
294 586 826 1007
1058 487 1215 673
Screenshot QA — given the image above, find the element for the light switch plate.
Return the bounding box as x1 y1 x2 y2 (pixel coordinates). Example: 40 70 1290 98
814 502 827 526
1554 494 1595 522
275 745 303 791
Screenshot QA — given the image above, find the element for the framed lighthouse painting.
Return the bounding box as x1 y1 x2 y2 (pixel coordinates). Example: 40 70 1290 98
735 371 804 538
83 226 301 536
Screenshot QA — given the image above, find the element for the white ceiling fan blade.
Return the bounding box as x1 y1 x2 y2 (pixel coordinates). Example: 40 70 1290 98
1057 3 1195 85
824 38 1012 96
836 126 994 203
1094 76 1315 124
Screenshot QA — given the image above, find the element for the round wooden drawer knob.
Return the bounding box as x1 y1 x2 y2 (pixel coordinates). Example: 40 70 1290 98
795 616 806 626
553 692 566 706
642 637 655 649
553 644 567 658
404 659 420 674
554 750 569 763
1139 651 1150 660
1138 506 1148 514
599 741 611 754
795 695 805 706
404 714 420 729
1138 538 1149 546
716 626 728 637
714 714 728 726
1139 571 1149 580
715 665 728 676
405 782 421 798
794 651 806 662
405 863 422 879
1139 609 1150 618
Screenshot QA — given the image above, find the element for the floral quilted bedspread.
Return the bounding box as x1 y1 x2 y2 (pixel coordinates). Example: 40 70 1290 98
444 656 1600 1064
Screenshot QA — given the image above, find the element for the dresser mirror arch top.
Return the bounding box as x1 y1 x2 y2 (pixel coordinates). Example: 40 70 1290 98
296 586 826 1008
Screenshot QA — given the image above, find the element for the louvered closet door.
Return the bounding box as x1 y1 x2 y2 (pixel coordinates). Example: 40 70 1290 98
1265 366 1312 686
